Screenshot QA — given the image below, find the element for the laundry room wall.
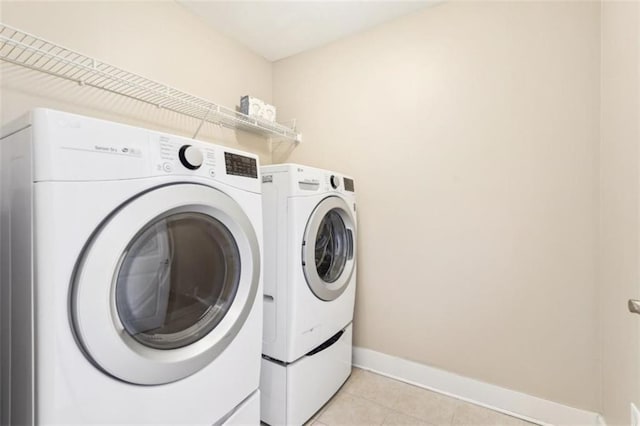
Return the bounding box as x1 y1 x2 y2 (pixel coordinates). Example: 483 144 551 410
0 1 273 163
600 1 640 425
273 1 601 412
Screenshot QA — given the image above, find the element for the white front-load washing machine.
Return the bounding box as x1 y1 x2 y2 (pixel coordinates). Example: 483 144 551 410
0 109 263 425
260 164 357 425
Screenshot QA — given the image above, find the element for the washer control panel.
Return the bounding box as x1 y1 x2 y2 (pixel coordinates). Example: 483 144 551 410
291 166 355 196
343 177 355 192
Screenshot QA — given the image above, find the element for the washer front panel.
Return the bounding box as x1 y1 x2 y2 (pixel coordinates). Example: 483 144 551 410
71 183 260 385
302 196 356 301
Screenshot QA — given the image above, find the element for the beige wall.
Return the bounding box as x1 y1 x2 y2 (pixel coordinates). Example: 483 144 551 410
0 1 273 163
600 1 640 425
273 1 601 410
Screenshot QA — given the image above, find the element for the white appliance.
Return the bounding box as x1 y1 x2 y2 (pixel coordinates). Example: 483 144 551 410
260 164 357 425
0 109 263 425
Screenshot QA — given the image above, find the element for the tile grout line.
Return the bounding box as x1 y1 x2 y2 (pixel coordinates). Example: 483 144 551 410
382 407 441 426
340 377 446 425
449 399 461 426
326 390 391 425
312 374 358 424
340 388 441 426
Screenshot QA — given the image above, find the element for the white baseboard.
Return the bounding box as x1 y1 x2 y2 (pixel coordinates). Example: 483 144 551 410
352 346 602 426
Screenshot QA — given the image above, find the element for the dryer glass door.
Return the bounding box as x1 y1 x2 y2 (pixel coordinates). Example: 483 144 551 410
72 183 260 385
302 196 356 301
115 212 240 350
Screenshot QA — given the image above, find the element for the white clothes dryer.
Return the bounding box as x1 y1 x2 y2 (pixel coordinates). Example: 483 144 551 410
260 164 357 425
0 109 263 425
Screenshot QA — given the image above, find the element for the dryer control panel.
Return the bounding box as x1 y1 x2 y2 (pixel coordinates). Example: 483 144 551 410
26 108 260 193
157 135 217 177
151 133 260 192
224 152 258 178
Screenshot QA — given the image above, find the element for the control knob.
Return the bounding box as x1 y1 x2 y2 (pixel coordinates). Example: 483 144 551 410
330 175 340 189
178 145 203 170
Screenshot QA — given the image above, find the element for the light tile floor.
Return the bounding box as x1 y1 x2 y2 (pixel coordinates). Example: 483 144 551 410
305 368 538 426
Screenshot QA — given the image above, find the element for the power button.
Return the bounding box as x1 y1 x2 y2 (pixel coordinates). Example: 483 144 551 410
162 162 173 173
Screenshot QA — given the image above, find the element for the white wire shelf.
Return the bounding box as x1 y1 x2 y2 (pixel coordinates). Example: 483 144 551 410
0 23 301 143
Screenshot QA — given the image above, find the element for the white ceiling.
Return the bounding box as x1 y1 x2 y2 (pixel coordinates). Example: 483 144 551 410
178 1 438 62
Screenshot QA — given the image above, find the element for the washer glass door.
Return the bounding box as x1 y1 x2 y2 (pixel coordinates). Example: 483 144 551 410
314 210 349 283
302 196 356 301
72 183 260 385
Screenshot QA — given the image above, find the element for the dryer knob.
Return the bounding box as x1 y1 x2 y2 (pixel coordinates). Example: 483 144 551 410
179 145 203 170
330 175 340 189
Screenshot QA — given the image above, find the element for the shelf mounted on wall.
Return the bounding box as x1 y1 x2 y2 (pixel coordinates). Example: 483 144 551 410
0 23 302 143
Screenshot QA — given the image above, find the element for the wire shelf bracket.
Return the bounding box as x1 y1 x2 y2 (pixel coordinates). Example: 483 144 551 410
0 22 302 143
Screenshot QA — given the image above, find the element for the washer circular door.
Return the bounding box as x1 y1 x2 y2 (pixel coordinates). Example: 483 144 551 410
71 183 260 385
302 196 356 301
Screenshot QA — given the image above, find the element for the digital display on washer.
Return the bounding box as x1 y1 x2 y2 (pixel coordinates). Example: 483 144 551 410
344 178 355 192
224 152 257 178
